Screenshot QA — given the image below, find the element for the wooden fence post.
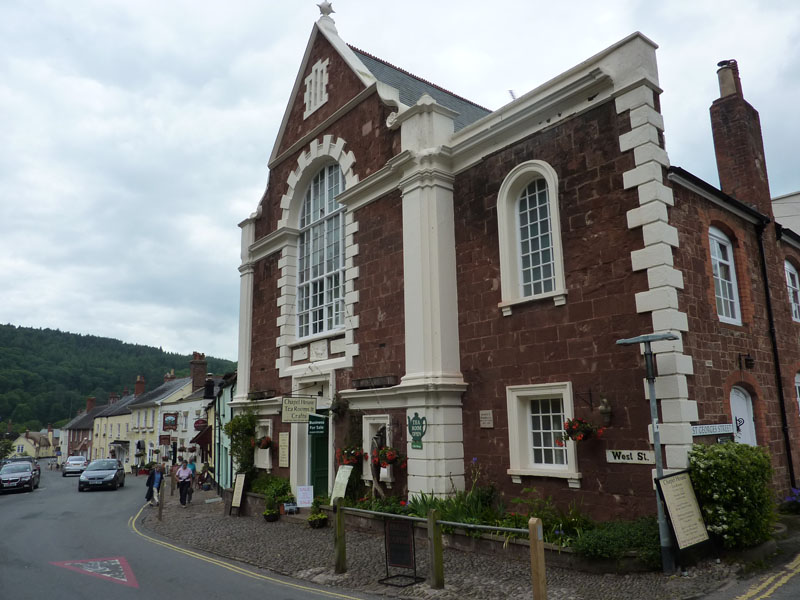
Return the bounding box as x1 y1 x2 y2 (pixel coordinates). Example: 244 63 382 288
427 508 444 589
528 517 546 600
334 497 347 574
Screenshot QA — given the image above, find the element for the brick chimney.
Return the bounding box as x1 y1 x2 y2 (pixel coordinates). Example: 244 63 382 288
134 375 146 396
164 369 176 382
109 392 119 405
710 60 773 216
190 352 207 392
86 396 96 413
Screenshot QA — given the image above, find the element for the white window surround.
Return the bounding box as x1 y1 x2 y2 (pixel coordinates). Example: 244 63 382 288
361 414 391 483
303 58 330 119
255 419 273 471
271 136 360 380
497 160 567 316
709 226 742 325
786 261 800 322
506 382 581 487
795 373 800 416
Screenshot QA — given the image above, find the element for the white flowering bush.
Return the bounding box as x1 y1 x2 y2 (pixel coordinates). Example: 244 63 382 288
688 443 775 549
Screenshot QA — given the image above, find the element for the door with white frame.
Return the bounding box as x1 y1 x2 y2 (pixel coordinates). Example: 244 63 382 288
730 386 757 446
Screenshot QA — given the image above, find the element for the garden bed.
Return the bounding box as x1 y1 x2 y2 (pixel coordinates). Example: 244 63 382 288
318 506 650 573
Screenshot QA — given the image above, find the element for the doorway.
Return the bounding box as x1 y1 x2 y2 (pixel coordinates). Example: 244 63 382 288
308 413 329 499
730 386 757 446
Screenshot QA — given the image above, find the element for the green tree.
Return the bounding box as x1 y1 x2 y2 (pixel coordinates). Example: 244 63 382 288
223 410 257 480
0 439 12 459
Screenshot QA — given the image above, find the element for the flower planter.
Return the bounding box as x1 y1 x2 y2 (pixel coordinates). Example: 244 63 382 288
308 516 328 528
263 512 280 522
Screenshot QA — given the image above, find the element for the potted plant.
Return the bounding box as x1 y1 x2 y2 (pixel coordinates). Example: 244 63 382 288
258 436 272 450
263 496 280 522
307 496 328 528
335 445 362 465
152 449 160 455
187 446 196 453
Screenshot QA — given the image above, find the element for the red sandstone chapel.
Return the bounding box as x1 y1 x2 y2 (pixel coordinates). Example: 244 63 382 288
232 4 800 519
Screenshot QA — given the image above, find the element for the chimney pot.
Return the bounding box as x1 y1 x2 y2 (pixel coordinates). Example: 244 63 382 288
716 59 742 98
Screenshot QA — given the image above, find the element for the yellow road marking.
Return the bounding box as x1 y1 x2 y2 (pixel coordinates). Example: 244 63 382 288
128 504 362 599
735 552 800 600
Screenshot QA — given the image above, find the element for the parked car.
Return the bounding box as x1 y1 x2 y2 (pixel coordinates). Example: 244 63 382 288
78 459 125 491
6 456 41 477
63 455 89 477
0 462 40 492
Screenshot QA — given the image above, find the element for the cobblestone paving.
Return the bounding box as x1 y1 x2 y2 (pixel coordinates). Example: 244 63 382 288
139 488 739 599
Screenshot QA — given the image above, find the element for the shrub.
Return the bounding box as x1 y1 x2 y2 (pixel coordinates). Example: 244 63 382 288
689 442 775 549
250 473 292 507
573 518 660 568
222 410 257 482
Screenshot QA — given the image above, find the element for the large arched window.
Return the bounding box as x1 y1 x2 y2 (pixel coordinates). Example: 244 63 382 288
497 160 566 315
297 164 345 338
709 226 741 325
785 260 800 322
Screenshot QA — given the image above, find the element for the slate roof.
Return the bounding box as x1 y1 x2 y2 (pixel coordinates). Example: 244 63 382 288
128 377 192 408
65 405 108 431
96 393 139 417
350 47 491 132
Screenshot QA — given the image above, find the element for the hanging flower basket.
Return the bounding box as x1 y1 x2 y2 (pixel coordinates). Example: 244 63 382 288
178 446 187 452
335 445 362 465
152 449 160 455
556 418 605 446
372 445 405 468
187 446 196 453
258 436 272 450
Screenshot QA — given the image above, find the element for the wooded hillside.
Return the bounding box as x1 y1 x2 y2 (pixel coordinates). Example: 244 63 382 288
0 324 236 434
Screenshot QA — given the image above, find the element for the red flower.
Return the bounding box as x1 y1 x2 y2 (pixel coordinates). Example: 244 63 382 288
400 501 406 506
555 439 564 447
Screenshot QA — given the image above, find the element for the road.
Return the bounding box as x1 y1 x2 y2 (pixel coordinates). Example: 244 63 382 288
0 465 382 599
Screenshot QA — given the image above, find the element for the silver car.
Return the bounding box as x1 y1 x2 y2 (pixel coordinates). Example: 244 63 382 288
78 459 126 491
62 455 88 477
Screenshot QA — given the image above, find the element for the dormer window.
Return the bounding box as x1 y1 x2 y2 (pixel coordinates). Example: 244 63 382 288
303 58 330 118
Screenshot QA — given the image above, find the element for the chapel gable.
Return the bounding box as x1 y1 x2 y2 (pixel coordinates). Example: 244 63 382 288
273 24 371 160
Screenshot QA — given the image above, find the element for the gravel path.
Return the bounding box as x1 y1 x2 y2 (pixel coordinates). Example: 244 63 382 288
138 488 739 599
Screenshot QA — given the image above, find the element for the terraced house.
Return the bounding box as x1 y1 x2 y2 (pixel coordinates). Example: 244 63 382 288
233 7 800 518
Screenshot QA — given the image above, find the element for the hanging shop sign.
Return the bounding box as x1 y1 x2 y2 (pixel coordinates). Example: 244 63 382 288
162 412 178 431
407 412 428 450
281 396 317 423
194 418 208 431
159 435 171 446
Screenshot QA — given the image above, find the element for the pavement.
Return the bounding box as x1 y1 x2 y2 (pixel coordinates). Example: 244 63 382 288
137 486 797 600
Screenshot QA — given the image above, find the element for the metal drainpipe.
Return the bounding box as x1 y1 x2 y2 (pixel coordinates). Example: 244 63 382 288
756 220 797 488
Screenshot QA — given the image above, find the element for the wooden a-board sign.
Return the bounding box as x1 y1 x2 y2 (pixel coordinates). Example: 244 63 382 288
230 473 247 516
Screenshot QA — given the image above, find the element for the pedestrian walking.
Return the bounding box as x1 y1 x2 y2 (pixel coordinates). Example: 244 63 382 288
187 456 197 502
176 460 192 507
145 464 164 506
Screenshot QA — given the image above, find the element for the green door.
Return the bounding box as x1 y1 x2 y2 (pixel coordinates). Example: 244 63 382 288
309 414 329 499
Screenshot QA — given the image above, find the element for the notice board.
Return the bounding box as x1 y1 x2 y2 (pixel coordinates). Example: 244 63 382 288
656 470 709 550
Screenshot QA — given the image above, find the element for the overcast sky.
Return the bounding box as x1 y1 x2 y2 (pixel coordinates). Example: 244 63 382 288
1 1 798 362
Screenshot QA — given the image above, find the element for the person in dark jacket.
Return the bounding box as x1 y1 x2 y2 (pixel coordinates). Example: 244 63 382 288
145 464 164 506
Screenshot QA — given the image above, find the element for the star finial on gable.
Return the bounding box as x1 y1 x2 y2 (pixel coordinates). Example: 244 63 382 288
318 1 335 17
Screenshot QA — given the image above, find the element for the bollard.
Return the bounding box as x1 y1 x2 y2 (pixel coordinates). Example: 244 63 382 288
427 509 444 589
528 517 546 600
334 497 347 574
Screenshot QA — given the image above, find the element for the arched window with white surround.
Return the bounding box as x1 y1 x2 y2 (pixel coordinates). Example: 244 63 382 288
709 226 741 325
496 160 566 316
297 163 345 338
785 261 800 322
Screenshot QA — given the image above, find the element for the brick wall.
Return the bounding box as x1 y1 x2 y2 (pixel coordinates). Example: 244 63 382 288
453 100 663 519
